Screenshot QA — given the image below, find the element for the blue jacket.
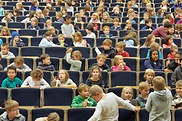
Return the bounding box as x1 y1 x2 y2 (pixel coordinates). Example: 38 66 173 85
28 25 40 30
110 25 122 31
144 59 162 71
141 25 155 31
100 34 113 38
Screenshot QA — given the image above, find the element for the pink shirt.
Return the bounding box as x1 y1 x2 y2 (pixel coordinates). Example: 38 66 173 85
111 65 131 71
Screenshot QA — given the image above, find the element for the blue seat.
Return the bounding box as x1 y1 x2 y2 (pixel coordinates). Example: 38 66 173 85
73 47 91 58
167 72 174 88
124 58 137 71
139 71 165 82
96 38 116 47
31 108 64 121
52 22 62 30
11 88 40 106
20 47 43 57
119 30 127 38
19 29 37 36
102 23 114 28
92 47 104 57
16 16 27 22
68 108 95 121
118 108 136 121
0 58 7 69
27 22 44 29
139 109 149 121
111 71 137 86
7 1 17 6
82 37 95 47
0 22 6 26
3 6 13 10
174 109 182 121
139 48 149 58
30 37 42 46
139 31 151 38
8 22 25 29
82 71 109 88
99 30 118 37
45 47 66 58
44 88 73 106
38 29 47 36
0 88 8 107
88 58 112 69
125 47 138 57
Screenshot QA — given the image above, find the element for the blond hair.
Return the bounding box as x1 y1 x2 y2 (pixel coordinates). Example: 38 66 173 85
176 80 182 87
5 100 19 111
73 31 82 43
77 83 89 92
58 69 69 81
14 56 24 65
121 86 133 100
152 76 165 90
89 85 103 96
72 50 82 60
150 42 160 50
31 68 43 81
144 68 155 80
31 17 38 24
139 82 150 91
116 41 126 49
113 55 123 66
102 25 110 31
97 54 106 60
103 39 112 46
47 112 60 121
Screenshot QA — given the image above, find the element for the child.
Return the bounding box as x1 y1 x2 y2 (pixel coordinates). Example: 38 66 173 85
146 76 172 121
89 54 111 71
64 48 82 71
55 12 64 23
0 100 25 120
110 18 122 31
61 14 75 38
112 55 131 71
152 22 172 38
35 112 60 121
116 41 130 57
1 66 23 88
100 26 113 38
0 1 4 16
121 86 138 106
146 42 162 59
88 85 137 121
89 13 100 23
21 68 50 89
37 54 55 71
123 20 135 31
30 0 39 11
102 39 116 59
71 83 97 108
172 80 182 108
136 82 150 108
74 13 83 23
72 31 87 47
111 6 121 17
85 24 96 39
123 31 138 47
162 35 177 48
0 43 15 59
53 69 77 88
21 10 36 24
45 2 55 11
12 8 19 17
61 7 68 17
47 26 57 37
86 65 105 88
143 68 155 85
144 49 163 71
27 17 40 30
101 12 113 23
35 9 46 23
141 19 155 31
0 27 11 36
57 34 68 47
65 1 74 13
4 56 32 72
141 34 155 48
79 9 87 18
10 31 25 47
16 2 27 12
167 45 178 59
39 31 58 47
44 19 52 29
127 9 136 24
1 12 13 23
140 12 149 24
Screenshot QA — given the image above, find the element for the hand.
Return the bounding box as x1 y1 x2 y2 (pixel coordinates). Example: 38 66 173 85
148 28 152 32
134 107 138 112
33 86 40 88
67 48 73 53
83 99 88 107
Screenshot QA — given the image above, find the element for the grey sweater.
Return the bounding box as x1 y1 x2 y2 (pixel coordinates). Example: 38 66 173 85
61 24 75 37
171 65 182 85
145 88 172 121
0 112 25 121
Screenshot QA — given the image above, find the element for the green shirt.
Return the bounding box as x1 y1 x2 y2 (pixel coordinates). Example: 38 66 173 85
71 95 97 108
1 77 23 88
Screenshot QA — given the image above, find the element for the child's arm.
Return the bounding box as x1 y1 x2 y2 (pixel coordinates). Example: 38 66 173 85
1 79 8 88
60 79 77 88
39 78 50 89
71 97 86 108
71 24 75 36
21 76 31 87
22 64 32 72
65 51 81 67
171 70 178 85
88 103 103 121
123 65 131 71
111 65 122 71
145 93 152 112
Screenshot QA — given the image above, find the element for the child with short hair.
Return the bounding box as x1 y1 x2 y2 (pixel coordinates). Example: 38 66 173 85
116 41 130 57
71 83 97 108
10 31 25 47
167 46 178 59
4 56 32 72
124 20 135 31
110 18 122 31
0 43 15 59
140 12 149 24
72 31 88 47
146 76 172 121
100 26 113 38
55 12 64 23
37 53 55 71
121 86 138 106
0 99 25 121
1 12 13 23
39 31 58 47
141 19 155 31
146 42 163 59
89 13 100 23
136 82 150 108
89 54 111 71
21 68 50 89
47 26 57 37
88 85 137 121
35 112 60 121
112 55 131 71
102 39 116 59
172 80 182 108
111 6 121 17
27 17 40 30
86 65 105 88
0 1 4 16
61 14 75 38
30 0 39 11
53 69 77 88
64 48 82 71
143 68 155 84
57 34 68 47
44 19 52 29
85 24 96 39
35 9 46 23
162 35 177 48
1 66 23 88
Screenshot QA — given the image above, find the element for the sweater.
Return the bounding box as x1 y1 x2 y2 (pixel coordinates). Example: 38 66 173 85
152 26 166 38
136 94 147 108
37 63 55 71
21 76 50 89
88 92 136 121
172 94 182 108
111 65 131 71
100 33 113 38
167 60 180 72
55 78 73 87
86 78 105 87
102 47 116 59
1 77 23 88
89 63 111 71
4 63 32 72
144 60 162 71
39 38 58 47
110 25 122 31
71 95 97 108
145 88 172 121
27 25 40 30
141 25 155 31
0 112 25 121
0 51 15 59
61 24 75 37
171 65 182 85
64 52 82 71
116 51 130 57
